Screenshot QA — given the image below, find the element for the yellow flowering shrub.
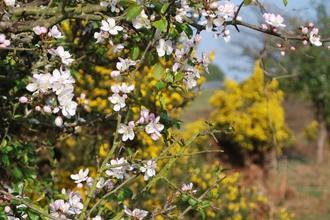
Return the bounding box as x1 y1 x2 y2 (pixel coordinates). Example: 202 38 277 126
208 61 292 164
301 120 318 142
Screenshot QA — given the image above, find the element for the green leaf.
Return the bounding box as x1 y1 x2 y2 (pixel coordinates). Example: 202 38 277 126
152 19 168 32
117 190 125 204
161 3 170 14
2 154 9 166
182 194 188 201
123 188 133 199
156 82 167 89
1 139 7 148
28 209 40 220
179 23 193 39
202 201 211 208
283 0 288 6
244 0 252 5
199 210 206 219
126 5 143 21
71 68 80 80
188 198 196 206
131 46 140 60
153 63 164 80
117 0 135 7
14 166 23 179
174 72 183 82
127 147 133 156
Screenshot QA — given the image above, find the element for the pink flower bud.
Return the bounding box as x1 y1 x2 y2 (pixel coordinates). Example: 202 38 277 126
303 40 308 45
309 22 314 27
43 105 52 113
272 28 278 32
301 27 308 35
290 46 296 51
224 29 230 35
261 24 268 31
5 206 10 213
35 106 41 111
311 28 319 35
328 46 330 50
55 116 63 127
19 96 28 103
194 34 202 42
77 183 83 188
280 51 285 57
277 44 282 48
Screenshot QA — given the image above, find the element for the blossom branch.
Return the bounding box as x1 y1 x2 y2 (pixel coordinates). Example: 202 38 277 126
0 190 58 220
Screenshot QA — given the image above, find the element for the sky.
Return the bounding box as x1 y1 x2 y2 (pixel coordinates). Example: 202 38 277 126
197 0 314 81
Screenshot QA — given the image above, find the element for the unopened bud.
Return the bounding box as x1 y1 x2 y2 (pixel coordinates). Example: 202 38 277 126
35 106 41 111
309 22 314 27
19 96 28 103
280 51 285 57
303 40 308 45
290 46 296 51
55 116 63 127
277 43 282 48
261 24 268 31
43 105 52 113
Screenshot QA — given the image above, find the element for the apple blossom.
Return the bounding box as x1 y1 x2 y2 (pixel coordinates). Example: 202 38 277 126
0 34 10 47
55 116 63 127
108 93 126 111
33 26 47 35
105 157 132 179
4 0 15 7
263 13 286 27
309 28 322 46
132 10 151 29
181 183 197 194
140 160 157 181
100 18 123 35
145 116 164 140
118 122 135 141
48 25 64 39
70 168 89 184
156 39 174 57
48 46 75 66
124 206 148 220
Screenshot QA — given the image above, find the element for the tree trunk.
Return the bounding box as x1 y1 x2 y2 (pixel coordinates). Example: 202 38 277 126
316 120 327 164
263 147 278 176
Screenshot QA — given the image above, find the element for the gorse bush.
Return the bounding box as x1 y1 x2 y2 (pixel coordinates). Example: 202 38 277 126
0 0 326 219
208 61 292 167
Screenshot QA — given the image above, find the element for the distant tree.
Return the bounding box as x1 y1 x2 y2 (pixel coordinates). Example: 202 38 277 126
261 2 330 164
204 63 225 81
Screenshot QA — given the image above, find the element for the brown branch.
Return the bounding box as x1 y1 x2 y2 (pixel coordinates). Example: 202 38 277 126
0 4 108 33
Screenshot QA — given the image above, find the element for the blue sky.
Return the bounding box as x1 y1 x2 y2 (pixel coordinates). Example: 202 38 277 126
197 0 314 81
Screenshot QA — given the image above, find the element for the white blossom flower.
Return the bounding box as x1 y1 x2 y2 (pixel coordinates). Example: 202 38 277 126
105 157 132 179
140 160 157 181
156 39 173 57
70 168 89 183
132 10 151 29
48 26 64 39
118 122 135 141
100 18 123 35
55 116 63 127
263 13 286 27
119 82 135 93
124 206 148 220
4 0 15 7
108 93 126 111
181 183 197 194
309 28 322 46
48 46 75 66
33 26 47 35
217 0 236 19
67 194 83 215
145 116 164 140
